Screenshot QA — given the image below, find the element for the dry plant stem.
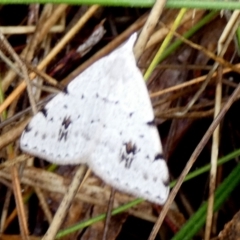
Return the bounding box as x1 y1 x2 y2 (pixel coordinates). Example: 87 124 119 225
0 178 12 189
218 10 240 54
0 95 53 130
0 167 99 205
7 97 20 121
149 64 235 98
0 167 158 224
162 100 214 115
3 204 22 232
63 13 147 85
155 63 212 71
42 165 88 240
0 32 34 236
156 96 236 119
24 19 55 223
0 32 37 114
134 0 166 60
26 4 64 62
164 119 178 160
34 187 53 223
144 8 187 82
0 117 30 149
0 25 64 35
0 5 99 115
2 4 67 92
0 189 12 232
27 35 51 110
159 21 240 75
0 167 110 206
0 50 24 78
6 128 30 238
205 67 222 240
175 62 225 117
129 209 157 222
205 11 240 239
148 83 240 240
0 235 40 240
22 59 58 86
11 165 29 239
0 155 32 170
153 84 200 107
145 10 206 50
102 188 116 240
157 109 214 119
2 187 36 232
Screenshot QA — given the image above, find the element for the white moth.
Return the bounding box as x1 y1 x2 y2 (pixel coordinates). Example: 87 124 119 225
20 33 169 205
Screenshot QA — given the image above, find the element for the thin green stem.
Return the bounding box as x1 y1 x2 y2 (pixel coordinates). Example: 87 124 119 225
0 0 240 9
144 8 187 81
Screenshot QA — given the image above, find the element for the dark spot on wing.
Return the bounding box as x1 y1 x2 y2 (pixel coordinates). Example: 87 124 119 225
120 141 139 168
41 108 48 117
96 93 99 98
145 155 149 159
139 135 144 138
103 124 106 128
129 112 134 117
115 101 119 104
34 131 38 137
119 131 122 135
125 142 137 155
77 115 81 119
134 186 140 191
82 133 90 141
62 116 72 129
163 176 170 187
146 119 156 126
113 177 119 182
50 117 53 122
25 124 32 132
156 196 163 201
58 116 72 141
81 94 84 99
58 130 68 141
63 86 69 94
154 153 164 161
91 120 94 124
63 104 68 109
42 134 46 140
143 173 148 180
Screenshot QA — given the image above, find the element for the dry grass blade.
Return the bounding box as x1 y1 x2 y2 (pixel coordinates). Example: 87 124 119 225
134 0 166 60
